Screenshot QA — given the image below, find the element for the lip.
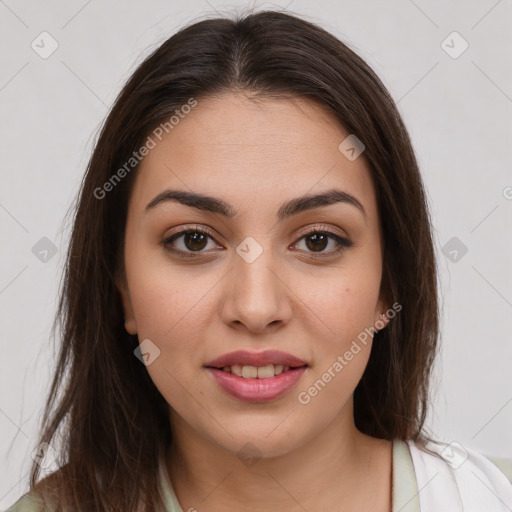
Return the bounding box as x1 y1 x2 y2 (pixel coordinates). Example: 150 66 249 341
206 366 308 403
204 349 308 369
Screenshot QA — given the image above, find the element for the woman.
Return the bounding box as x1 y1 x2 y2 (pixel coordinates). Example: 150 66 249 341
6 9 512 512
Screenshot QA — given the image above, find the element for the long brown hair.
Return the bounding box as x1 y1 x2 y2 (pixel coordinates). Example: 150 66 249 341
26 8 439 511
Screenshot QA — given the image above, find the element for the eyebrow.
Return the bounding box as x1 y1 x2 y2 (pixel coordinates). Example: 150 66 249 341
145 188 366 221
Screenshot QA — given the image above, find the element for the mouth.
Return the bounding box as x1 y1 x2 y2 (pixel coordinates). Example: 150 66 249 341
205 363 308 379
204 349 308 372
204 365 309 403
204 350 309 402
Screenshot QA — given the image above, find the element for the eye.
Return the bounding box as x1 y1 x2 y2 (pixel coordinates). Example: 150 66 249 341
292 228 353 257
161 225 353 259
162 226 221 257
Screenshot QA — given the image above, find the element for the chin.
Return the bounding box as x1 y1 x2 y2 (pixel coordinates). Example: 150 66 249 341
208 418 311 461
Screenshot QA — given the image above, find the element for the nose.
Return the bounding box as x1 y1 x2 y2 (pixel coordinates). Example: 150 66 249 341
220 242 293 334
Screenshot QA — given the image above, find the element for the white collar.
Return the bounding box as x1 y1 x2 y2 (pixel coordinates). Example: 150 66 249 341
407 439 512 511
157 439 512 512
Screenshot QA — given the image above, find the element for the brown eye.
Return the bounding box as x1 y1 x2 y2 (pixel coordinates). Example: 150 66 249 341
305 232 329 252
294 230 353 256
180 231 209 251
161 226 353 260
162 227 221 257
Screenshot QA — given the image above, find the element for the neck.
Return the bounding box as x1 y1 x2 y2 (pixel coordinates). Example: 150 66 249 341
166 404 392 512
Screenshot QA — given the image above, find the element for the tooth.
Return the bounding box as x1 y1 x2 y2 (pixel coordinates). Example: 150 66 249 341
242 365 258 378
257 364 275 379
274 364 284 375
231 364 243 377
222 364 292 378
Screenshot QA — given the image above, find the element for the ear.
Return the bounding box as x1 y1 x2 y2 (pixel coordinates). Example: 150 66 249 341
373 295 391 332
115 271 138 335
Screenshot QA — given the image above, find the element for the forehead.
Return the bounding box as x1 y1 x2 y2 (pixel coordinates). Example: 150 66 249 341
129 93 378 222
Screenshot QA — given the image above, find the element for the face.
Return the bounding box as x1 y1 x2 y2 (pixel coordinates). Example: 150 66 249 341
118 92 389 459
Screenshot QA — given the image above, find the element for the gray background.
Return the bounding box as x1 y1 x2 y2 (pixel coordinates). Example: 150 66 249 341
1 0 511 507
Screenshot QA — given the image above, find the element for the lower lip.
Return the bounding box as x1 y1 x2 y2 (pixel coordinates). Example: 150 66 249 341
206 366 308 403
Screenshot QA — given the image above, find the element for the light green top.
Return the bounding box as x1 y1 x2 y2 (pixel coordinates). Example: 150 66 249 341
6 440 512 511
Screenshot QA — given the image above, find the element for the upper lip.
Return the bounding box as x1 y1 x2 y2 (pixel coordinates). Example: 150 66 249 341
205 350 308 369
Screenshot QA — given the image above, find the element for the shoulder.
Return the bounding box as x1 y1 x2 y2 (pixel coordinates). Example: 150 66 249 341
485 455 512 484
406 439 512 509
4 492 50 512
411 439 512 483
5 471 62 512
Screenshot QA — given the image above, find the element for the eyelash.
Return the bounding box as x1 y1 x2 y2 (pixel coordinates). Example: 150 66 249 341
161 224 353 260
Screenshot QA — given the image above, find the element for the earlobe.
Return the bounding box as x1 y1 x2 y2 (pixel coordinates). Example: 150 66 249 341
374 299 391 332
116 273 138 335
123 315 137 335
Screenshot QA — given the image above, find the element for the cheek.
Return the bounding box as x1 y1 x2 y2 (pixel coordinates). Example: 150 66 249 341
295 275 376 413
292 262 382 346
126 239 208 335
296 347 371 428
125 254 216 409
125 245 227 377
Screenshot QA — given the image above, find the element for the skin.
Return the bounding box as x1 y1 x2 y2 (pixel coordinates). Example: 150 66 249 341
117 92 393 512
